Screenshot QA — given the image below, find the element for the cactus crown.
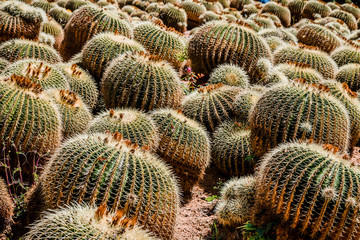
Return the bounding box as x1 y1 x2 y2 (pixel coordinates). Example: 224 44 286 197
1 1 46 22
3 74 43 94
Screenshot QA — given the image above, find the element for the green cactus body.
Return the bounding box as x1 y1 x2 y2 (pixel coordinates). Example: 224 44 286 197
258 28 297 43
230 0 252 11
57 63 99 109
233 90 262 123
273 44 337 79
48 6 72 28
151 108 210 194
249 82 351 158
216 176 256 226
341 3 360 20
0 39 62 63
41 132 180 239
3 59 69 90
288 0 307 23
181 83 241 131
89 108 158 150
256 142 360 239
38 32 56 47
188 21 271 77
249 14 276 29
297 23 341 53
81 33 145 81
158 3 187 33
65 0 89 11
0 58 9 74
331 46 360 67
325 21 350 38
24 204 159 240
101 53 184 111
199 11 221 23
264 36 287 53
219 0 231 8
275 62 323 84
209 64 250 87
252 57 272 84
41 19 64 50
336 64 360 92
181 0 206 28
31 0 56 13
330 9 357 31
302 0 331 20
201 0 222 13
60 5 133 61
0 178 13 236
212 121 254 176
261 2 291 27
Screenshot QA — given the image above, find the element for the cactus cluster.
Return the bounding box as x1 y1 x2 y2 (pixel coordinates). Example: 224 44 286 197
330 9 357 31
159 3 187 32
261 2 291 27
209 63 250 87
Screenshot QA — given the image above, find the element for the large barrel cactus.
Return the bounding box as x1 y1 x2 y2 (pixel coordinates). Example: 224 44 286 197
188 21 271 77
331 46 360 67
256 142 360 239
336 63 360 92
0 178 13 237
151 109 210 194
40 132 180 239
249 82 351 158
101 53 184 111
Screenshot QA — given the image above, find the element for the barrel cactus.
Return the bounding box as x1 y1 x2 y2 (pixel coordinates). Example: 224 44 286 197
209 64 250 87
3 59 69 90
261 2 291 27
101 53 184 111
89 108 158 150
41 19 64 50
331 46 360 67
182 83 241 131
233 89 262 123
48 6 72 28
151 108 210 194
330 9 357 31
181 0 206 28
188 21 271 77
249 82 351 158
65 0 90 11
288 0 307 23
258 28 297 43
297 23 341 53
0 39 62 63
275 62 323 83
274 44 338 79
341 3 360 20
31 0 56 13
256 142 360 239
302 0 331 20
212 121 254 176
60 4 133 61
216 176 256 226
57 63 99 109
82 33 145 81
40 132 180 239
336 64 360 92
0 178 13 237
0 1 45 43
159 3 187 32
24 204 158 240
230 0 252 10
264 37 287 53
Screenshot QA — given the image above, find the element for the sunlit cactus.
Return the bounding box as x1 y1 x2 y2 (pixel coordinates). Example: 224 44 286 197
201 0 222 13
288 0 307 23
216 176 256 226
241 4 260 17
38 32 56 47
101 53 184 111
89 108 158 150
330 9 357 31
327 2 340 10
151 108 210 194
233 89 262 123
31 0 56 13
331 45 360 67
264 36 287 53
249 82 351 158
159 3 187 32
256 142 360 239
336 63 360 92
40 132 180 239
252 57 272 84
302 0 331 20
60 4 133 61
0 178 13 237
209 64 250 87
48 6 72 28
261 2 291 27
41 19 64 51
181 0 206 28
182 83 241 131
0 1 45 43
81 32 145 81
274 62 323 83
24 204 159 240
188 21 271 77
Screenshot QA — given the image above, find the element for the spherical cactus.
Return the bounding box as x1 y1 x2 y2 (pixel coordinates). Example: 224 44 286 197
41 19 64 51
40 132 180 239
256 142 360 239
65 0 90 11
336 64 360 92
46 89 92 138
0 58 9 74
0 39 62 64
258 28 297 43
302 0 331 20
209 64 250 87
101 53 184 111
216 176 256 226
24 204 158 240
0 1 45 43
233 90 262 123
212 121 254 176
150 108 210 194
0 178 13 237
159 3 187 33
249 82 351 158
288 0 307 23
48 6 72 28
251 57 272 84
81 33 145 81
341 3 360 20
274 44 338 79
181 0 206 28
230 0 252 11
199 11 221 23
31 0 56 13
57 63 99 109
264 36 287 53
3 59 69 90
201 0 222 13
60 5 133 61
275 62 323 84
330 9 357 31
297 23 341 53
145 2 163 14
331 46 360 67
261 2 291 27
188 21 271 77
181 83 241 131
89 108 158 150
241 4 260 18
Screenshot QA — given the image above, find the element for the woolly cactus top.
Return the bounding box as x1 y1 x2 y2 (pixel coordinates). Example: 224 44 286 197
0 1 46 22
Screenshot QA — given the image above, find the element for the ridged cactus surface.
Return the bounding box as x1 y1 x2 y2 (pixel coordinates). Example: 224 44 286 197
233 89 262 123
330 9 357 30
261 2 291 27
159 3 187 32
288 0 307 23
209 64 250 87
181 0 206 28
0 58 9 74
336 63 360 92
48 6 72 28
302 0 331 20
275 62 323 83
331 46 360 67
41 20 64 50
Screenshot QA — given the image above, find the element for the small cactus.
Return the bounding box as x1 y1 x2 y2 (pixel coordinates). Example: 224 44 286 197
336 63 360 92
275 62 323 83
264 37 287 53
288 0 307 23
330 9 357 31
31 0 56 13
209 64 250 87
101 53 184 111
48 6 72 28
181 0 206 28
89 108 158 150
65 0 90 11
151 108 211 194
159 3 187 32
302 0 331 20
41 19 64 51
331 46 360 67
0 178 13 237
212 121 254 176
233 90 262 123
261 2 291 27
230 0 252 11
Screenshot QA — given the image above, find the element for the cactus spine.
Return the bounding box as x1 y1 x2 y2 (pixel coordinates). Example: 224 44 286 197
336 64 360 92
330 9 357 31
275 62 323 84
209 64 250 87
48 6 72 28
302 0 331 20
159 3 187 32
0 58 9 74
261 2 291 27
181 0 206 28
331 46 360 67
41 19 64 51
233 90 262 123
